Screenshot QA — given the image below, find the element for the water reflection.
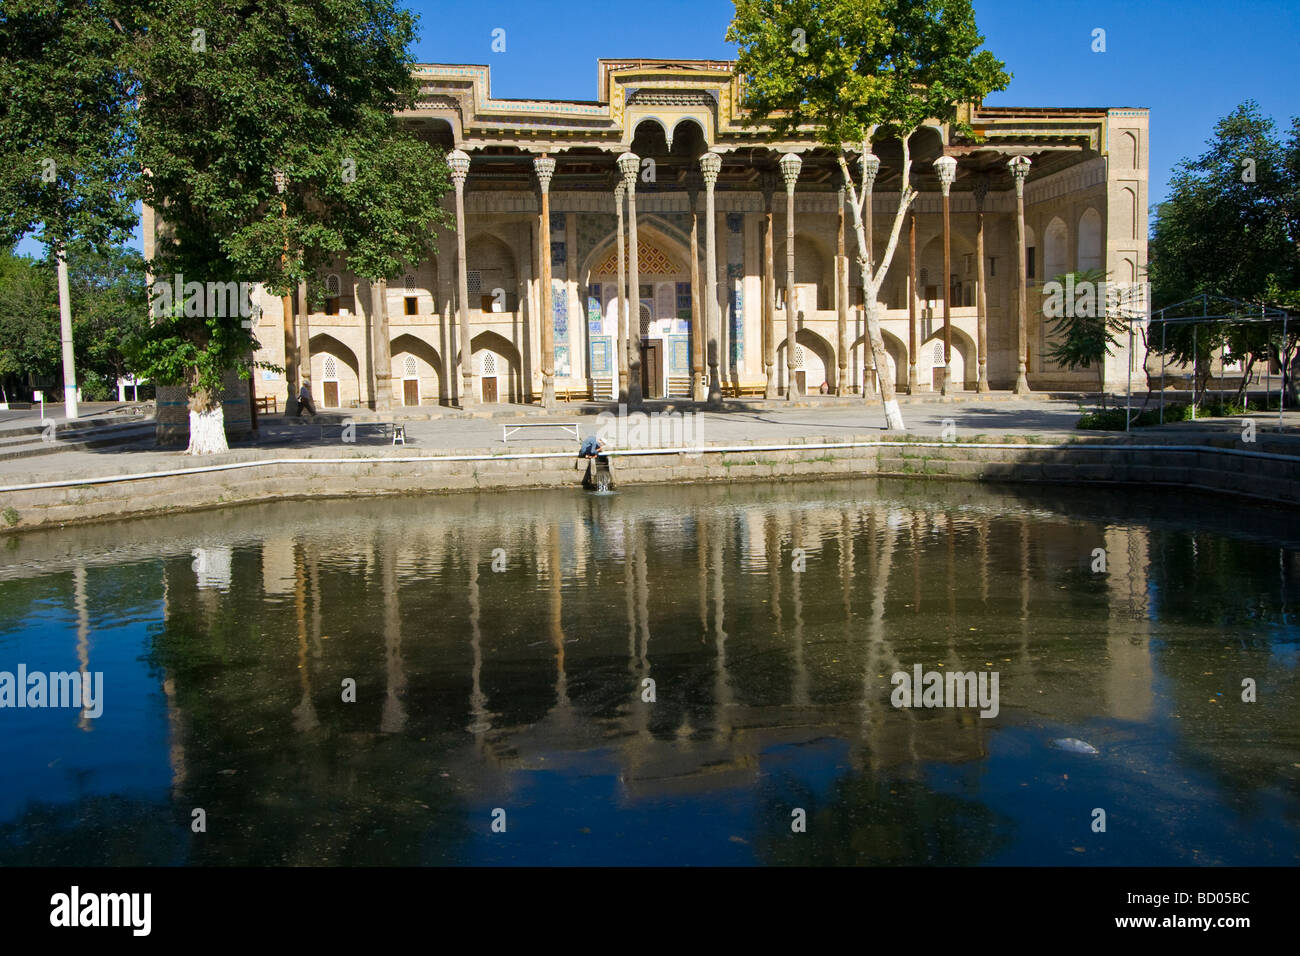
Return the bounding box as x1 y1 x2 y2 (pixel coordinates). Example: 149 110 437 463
1 479 1298 865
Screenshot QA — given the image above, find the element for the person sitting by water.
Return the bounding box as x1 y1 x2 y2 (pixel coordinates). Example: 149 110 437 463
577 435 605 459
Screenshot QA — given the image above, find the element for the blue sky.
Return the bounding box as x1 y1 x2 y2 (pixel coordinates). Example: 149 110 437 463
16 0 1300 258
414 0 1298 205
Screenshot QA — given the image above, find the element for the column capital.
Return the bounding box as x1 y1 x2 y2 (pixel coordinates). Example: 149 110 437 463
533 154 556 192
617 151 640 188
699 149 722 188
778 151 802 191
1008 155 1032 196
933 155 957 196
859 152 881 191
447 149 471 187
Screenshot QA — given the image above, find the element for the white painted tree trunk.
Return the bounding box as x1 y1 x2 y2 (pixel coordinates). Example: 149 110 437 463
838 139 916 433
187 403 228 455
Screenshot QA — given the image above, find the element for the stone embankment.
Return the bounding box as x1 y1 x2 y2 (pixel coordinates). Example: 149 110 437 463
2 430 1297 532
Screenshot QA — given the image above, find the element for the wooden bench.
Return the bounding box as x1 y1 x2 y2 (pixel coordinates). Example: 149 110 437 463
256 395 278 414
502 422 581 443
721 382 767 398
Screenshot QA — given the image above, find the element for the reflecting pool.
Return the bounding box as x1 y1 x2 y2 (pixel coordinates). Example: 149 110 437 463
1 478 1298 865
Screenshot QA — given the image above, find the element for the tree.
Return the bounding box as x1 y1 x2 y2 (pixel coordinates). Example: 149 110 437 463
1149 102 1300 406
0 0 139 419
728 0 1009 429
126 0 451 453
68 242 149 399
1043 269 1128 408
0 249 59 403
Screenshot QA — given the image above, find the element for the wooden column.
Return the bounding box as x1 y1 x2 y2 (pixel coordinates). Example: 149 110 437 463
700 150 722 403
448 149 474 407
296 279 310 396
935 155 956 396
762 176 777 399
974 175 990 393
617 152 643 406
1010 155 1032 395
779 152 802 398
534 154 556 408
908 209 918 394
688 176 705 402
836 180 849 396
614 180 628 403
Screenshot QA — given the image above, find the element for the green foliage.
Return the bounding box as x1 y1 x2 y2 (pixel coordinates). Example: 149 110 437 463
727 0 1010 149
1076 397 1272 430
0 249 58 396
1044 269 1128 370
1149 102 1300 403
117 0 451 410
0 0 138 254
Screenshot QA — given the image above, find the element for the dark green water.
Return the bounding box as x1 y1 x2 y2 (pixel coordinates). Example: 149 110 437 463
1 478 1298 865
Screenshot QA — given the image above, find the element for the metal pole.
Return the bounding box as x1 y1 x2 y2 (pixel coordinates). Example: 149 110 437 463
1126 322 1133 431
1281 313 1288 425
1191 324 1197 421
1160 320 1166 424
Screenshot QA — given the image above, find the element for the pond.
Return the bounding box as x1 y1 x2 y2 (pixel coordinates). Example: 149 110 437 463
1 478 1297 865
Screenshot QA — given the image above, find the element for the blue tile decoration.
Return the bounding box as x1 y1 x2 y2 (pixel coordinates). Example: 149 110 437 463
552 278 568 345
590 337 611 375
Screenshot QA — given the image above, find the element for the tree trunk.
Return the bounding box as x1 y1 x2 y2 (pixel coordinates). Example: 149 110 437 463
1233 353 1256 406
186 386 229 455
837 146 911 432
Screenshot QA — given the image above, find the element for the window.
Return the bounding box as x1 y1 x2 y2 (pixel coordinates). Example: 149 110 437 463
482 352 497 376
1026 247 1036 280
404 274 415 291
324 357 338 380
792 345 805 369
404 296 418 316
404 356 417 378
325 273 341 315
989 257 997 278
467 270 482 295
933 342 944 365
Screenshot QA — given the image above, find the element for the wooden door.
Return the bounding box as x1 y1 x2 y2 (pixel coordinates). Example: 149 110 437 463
403 379 418 406
641 341 662 398
482 376 498 403
323 381 339 408
795 370 806 395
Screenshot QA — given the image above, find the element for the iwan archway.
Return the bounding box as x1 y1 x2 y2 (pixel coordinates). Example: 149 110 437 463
585 221 694 399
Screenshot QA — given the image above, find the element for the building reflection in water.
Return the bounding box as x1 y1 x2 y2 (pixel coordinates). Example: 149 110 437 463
10 477 1298 864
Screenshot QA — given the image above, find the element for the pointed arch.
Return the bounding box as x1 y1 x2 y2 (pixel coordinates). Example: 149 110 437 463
464 330 522 404
390 333 442 406
308 333 361 409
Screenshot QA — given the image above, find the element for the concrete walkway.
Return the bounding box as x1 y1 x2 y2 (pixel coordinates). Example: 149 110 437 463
4 393 1300 490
